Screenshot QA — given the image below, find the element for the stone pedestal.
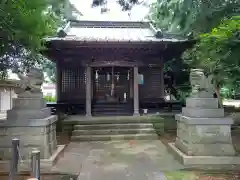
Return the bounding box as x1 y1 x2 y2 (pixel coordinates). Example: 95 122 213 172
168 97 240 167
0 93 65 172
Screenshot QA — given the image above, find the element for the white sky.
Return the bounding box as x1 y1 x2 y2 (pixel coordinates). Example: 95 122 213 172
70 0 156 21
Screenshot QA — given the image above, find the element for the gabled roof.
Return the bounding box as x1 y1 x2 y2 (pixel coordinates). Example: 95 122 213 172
45 20 189 43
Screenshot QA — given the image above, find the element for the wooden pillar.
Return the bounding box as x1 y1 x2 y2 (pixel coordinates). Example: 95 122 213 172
129 71 133 99
85 66 92 116
56 61 62 102
160 61 165 98
133 66 140 115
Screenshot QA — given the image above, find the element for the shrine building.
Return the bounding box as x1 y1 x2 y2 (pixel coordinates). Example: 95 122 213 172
43 20 192 116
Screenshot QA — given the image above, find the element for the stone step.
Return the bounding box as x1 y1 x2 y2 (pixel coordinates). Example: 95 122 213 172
68 117 161 125
71 134 158 141
92 107 130 111
92 105 131 109
74 123 156 130
92 103 130 107
72 128 156 135
92 112 132 116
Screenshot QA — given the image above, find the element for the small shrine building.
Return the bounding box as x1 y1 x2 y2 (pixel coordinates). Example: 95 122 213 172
44 20 192 116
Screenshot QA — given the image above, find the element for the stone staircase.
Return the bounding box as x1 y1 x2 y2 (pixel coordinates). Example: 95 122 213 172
70 117 163 141
92 102 132 116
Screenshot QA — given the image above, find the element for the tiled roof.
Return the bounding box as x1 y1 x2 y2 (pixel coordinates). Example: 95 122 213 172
45 20 188 43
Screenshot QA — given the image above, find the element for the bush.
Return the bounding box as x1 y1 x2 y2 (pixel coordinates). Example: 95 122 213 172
44 95 56 102
176 84 191 103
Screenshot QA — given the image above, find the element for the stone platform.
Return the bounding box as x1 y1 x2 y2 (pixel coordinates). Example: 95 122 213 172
0 116 58 159
174 114 236 156
0 145 66 172
168 143 240 167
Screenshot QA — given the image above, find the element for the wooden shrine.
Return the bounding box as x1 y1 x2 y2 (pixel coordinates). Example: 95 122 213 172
43 20 193 116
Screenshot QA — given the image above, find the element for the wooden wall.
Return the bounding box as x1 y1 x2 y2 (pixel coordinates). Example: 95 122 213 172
57 62 164 104
139 66 164 103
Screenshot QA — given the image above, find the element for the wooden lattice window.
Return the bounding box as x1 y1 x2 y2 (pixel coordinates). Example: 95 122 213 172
62 68 71 93
61 67 86 91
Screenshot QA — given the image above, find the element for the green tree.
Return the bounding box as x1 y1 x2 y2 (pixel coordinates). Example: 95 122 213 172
150 0 240 36
150 0 240 103
0 0 64 78
42 59 56 83
183 16 240 104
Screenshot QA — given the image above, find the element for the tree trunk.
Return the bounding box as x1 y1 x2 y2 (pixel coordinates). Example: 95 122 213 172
215 86 223 108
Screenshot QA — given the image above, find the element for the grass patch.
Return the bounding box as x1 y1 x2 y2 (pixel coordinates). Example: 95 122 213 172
164 171 197 180
150 116 165 135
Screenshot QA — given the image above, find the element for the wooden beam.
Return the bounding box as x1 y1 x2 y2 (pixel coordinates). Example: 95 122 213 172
47 40 169 50
46 48 163 58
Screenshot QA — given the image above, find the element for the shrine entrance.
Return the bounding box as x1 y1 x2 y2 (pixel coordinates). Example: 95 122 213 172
92 67 132 103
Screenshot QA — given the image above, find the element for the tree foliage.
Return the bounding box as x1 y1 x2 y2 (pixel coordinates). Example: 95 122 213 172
0 0 64 78
183 16 240 89
151 0 240 101
42 59 56 83
151 0 240 36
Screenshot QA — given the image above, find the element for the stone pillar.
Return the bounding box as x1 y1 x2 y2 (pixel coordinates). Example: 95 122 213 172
133 66 139 115
85 66 92 116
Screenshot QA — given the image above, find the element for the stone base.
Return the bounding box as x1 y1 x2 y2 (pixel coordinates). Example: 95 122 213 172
12 97 46 110
175 137 236 156
168 143 240 167
0 116 58 160
186 98 218 109
182 107 224 118
0 145 66 172
7 107 51 121
175 114 235 156
183 97 224 118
